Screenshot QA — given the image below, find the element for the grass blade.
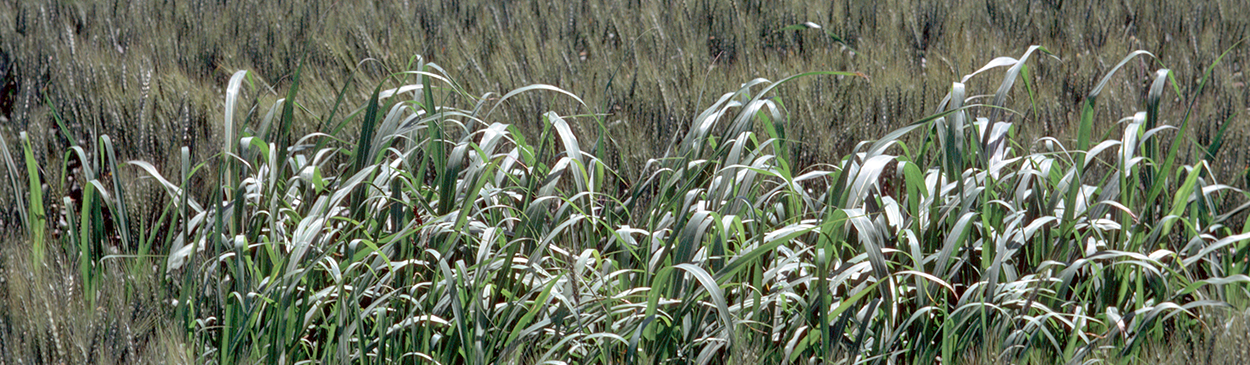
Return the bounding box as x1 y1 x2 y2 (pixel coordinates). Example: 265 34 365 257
20 132 45 263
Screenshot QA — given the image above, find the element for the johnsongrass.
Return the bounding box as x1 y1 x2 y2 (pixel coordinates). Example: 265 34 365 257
4 46 1241 363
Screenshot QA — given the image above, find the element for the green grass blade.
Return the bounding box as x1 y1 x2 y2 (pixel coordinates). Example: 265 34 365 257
20 132 45 264
101 135 131 250
674 263 737 359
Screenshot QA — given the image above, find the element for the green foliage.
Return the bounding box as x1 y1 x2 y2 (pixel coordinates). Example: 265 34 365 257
2 3 1249 362
20 132 45 264
100 47 1244 363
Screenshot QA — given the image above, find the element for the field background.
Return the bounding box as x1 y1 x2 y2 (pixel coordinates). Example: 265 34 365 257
2 0 1248 220
2 0 1250 363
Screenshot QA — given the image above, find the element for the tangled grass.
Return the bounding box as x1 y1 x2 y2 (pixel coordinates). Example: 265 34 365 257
6 45 1247 363
2 2 1250 362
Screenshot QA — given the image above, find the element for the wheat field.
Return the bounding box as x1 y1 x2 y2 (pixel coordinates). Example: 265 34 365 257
2 1 1250 363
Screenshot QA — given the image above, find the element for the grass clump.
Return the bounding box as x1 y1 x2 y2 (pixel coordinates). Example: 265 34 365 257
2 1 1250 363
1 2 1248 357
20 45 1224 363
